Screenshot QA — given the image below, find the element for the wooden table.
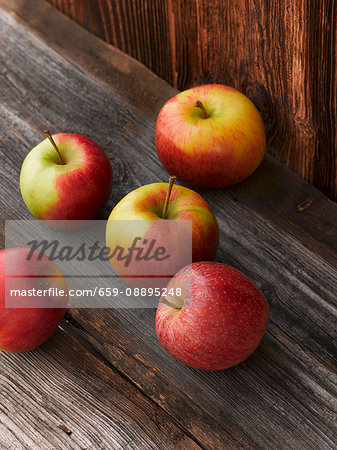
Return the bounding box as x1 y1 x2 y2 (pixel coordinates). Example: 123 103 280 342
1 1 336 448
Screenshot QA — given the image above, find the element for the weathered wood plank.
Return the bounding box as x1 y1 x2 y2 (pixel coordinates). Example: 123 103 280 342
225 159 337 269
67 308 337 449
0 1 336 449
66 200 337 448
0 323 200 449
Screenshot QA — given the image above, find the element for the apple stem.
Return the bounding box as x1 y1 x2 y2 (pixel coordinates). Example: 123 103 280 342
194 100 210 119
160 297 182 309
162 176 176 219
44 130 65 165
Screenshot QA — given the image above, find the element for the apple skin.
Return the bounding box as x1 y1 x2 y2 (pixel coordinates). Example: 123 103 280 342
20 133 113 221
106 183 219 286
155 84 266 188
0 248 68 353
155 261 269 370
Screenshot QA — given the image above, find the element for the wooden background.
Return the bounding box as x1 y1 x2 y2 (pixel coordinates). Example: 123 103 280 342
1 1 337 446
45 0 337 201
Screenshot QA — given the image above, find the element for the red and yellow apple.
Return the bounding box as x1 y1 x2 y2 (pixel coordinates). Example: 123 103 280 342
106 180 219 287
0 248 68 353
156 261 269 370
20 132 113 221
155 84 266 187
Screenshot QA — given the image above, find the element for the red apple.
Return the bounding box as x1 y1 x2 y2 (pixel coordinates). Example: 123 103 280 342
156 261 269 370
106 178 219 288
20 132 113 221
0 248 68 353
155 84 266 187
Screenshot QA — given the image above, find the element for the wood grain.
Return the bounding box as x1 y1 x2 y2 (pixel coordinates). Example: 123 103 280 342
0 323 200 449
67 198 337 448
1 0 337 448
45 0 337 201
45 0 172 86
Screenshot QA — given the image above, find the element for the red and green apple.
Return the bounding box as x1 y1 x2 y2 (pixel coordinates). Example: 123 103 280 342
155 84 266 187
20 132 113 221
106 179 219 287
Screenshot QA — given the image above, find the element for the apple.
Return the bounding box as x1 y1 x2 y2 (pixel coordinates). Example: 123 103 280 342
20 131 113 221
0 248 68 353
155 261 269 370
155 84 266 187
106 178 219 288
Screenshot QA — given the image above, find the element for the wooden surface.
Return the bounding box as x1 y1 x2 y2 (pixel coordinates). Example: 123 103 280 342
1 0 337 448
45 0 337 202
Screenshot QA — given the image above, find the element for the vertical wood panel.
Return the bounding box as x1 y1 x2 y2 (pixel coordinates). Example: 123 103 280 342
46 0 173 83
45 0 337 201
